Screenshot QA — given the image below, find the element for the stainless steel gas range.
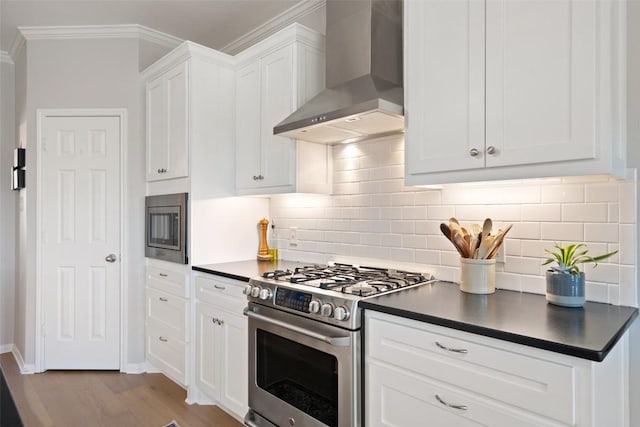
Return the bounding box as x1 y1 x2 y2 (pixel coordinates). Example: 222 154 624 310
243 263 434 427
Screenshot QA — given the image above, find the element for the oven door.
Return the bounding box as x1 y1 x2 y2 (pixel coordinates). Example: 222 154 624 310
245 302 359 427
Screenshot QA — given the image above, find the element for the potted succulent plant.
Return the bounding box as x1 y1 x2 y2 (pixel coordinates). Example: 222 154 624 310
542 243 618 307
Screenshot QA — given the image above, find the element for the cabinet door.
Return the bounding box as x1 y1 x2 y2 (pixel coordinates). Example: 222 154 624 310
146 76 166 180
219 311 248 418
235 62 262 189
405 0 485 175
164 62 189 179
485 0 596 167
259 45 296 189
195 303 222 401
367 362 549 427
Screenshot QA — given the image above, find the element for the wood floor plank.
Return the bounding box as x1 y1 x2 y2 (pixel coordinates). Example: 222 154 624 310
0 353 243 427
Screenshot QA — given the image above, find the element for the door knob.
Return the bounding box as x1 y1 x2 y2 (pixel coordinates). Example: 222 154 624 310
105 254 117 263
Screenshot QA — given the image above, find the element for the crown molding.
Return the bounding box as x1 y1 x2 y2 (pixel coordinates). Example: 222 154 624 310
10 24 182 59
221 0 325 55
0 50 14 65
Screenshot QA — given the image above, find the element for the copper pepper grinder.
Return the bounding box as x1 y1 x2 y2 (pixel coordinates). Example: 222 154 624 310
257 218 273 261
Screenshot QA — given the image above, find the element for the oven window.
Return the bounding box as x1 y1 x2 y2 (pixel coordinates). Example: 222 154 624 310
257 329 338 427
148 208 180 249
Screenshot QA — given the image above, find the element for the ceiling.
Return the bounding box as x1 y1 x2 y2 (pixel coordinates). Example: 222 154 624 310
0 0 310 54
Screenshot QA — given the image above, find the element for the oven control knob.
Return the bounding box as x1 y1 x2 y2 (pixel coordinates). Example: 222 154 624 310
320 303 334 317
308 300 321 314
251 286 261 298
334 306 350 321
243 285 252 296
259 288 273 300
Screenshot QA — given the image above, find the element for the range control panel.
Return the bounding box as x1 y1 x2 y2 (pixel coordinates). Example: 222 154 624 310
275 288 312 313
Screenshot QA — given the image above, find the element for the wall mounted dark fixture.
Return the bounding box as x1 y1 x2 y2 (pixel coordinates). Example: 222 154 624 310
12 148 25 190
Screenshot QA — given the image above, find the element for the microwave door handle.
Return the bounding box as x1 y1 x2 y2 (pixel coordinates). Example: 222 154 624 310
245 310 351 347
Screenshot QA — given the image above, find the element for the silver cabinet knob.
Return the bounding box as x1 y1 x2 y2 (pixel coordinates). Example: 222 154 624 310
469 148 480 157
486 145 496 155
105 254 117 263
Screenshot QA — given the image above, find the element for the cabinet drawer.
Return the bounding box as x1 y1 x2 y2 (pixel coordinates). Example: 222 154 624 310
146 288 188 341
367 362 556 427
146 321 187 386
194 274 247 313
147 265 189 298
367 315 575 425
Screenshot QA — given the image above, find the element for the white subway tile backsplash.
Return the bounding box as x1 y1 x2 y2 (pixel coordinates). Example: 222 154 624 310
427 206 456 221
585 183 619 202
620 225 635 265
391 221 415 234
403 206 427 220
504 257 545 275
414 190 442 206
541 223 584 241
562 203 608 222
403 235 427 249
584 223 619 243
415 221 440 236
521 204 561 222
270 139 637 306
619 181 636 224
415 249 441 265
506 222 541 240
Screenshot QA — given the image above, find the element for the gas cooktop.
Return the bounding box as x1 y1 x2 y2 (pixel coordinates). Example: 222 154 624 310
245 263 435 330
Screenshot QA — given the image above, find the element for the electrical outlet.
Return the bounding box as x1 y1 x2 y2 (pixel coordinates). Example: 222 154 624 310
289 227 299 247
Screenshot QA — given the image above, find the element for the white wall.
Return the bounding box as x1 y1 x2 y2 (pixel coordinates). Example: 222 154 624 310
191 197 270 265
271 135 637 307
16 37 147 369
0 56 16 352
626 1 640 423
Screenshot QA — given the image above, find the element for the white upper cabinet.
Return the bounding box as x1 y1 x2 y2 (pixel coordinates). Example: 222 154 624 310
146 61 189 181
405 0 627 185
143 42 236 198
235 24 331 195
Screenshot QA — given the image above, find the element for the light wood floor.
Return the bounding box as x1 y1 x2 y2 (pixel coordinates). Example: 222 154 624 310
0 353 243 427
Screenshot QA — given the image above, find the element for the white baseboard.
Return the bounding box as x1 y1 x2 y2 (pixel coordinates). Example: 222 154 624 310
0 344 12 354
122 362 147 374
11 345 36 374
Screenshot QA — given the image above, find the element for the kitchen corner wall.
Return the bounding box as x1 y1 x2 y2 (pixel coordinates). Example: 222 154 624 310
271 135 638 307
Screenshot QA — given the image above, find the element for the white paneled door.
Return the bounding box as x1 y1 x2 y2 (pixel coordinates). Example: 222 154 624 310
42 116 121 370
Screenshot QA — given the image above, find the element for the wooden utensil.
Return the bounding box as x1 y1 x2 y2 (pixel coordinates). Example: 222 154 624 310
482 218 492 239
441 223 466 257
486 224 513 259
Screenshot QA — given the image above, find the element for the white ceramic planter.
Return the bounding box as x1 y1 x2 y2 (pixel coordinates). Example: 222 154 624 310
545 271 585 307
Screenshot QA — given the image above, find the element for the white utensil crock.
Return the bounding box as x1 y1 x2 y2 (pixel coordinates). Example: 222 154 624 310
460 258 496 294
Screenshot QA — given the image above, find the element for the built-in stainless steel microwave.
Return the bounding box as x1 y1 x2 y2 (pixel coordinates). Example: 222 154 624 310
145 193 188 264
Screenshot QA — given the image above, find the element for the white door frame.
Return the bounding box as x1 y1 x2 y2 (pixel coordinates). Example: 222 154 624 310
35 108 128 373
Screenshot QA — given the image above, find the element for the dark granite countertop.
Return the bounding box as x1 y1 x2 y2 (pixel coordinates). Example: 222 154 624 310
360 281 638 361
192 259 310 282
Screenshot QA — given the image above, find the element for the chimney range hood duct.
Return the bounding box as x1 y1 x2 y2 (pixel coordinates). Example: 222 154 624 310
273 0 403 144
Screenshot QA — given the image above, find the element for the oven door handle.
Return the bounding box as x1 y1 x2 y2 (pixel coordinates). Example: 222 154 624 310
245 310 351 347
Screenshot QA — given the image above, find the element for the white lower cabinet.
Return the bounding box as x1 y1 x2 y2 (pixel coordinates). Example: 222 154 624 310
145 259 190 386
193 273 248 419
365 311 628 427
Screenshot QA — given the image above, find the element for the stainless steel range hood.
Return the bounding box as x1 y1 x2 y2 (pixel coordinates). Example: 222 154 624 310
274 0 403 144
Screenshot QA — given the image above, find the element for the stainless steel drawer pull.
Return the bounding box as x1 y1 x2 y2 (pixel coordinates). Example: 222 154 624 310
159 297 168 302
214 284 226 290
436 341 468 354
158 273 168 277
159 336 168 342
435 395 467 411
